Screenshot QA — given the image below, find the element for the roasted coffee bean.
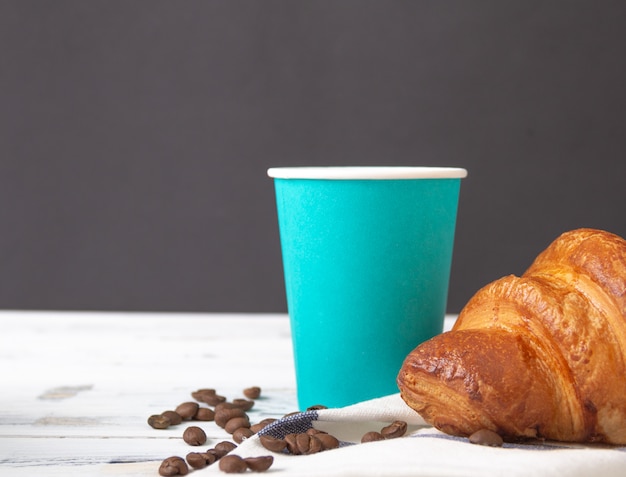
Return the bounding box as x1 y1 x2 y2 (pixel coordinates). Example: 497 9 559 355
219 454 248 473
215 407 247 428
148 414 171 429
243 386 261 399
296 433 312 454
315 432 340 450
182 426 207 446
161 410 183 426
185 452 210 470
250 418 277 433
158 456 189 476
381 420 408 439
204 448 221 463
214 440 238 456
191 388 216 402
225 416 251 434
469 429 504 447
306 404 328 411
232 398 255 411
307 434 323 454
232 427 255 443
259 434 287 452
175 402 200 420
194 407 215 421
244 455 274 472
361 431 385 443
204 393 227 406
215 402 240 411
284 433 300 454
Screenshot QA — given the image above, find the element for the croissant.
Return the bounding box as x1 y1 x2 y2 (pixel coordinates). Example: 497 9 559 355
397 228 626 444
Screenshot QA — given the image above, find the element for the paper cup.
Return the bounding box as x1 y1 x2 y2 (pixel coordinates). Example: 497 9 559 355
268 166 467 409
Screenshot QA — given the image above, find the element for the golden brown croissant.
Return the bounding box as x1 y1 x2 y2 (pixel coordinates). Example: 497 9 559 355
397 228 626 444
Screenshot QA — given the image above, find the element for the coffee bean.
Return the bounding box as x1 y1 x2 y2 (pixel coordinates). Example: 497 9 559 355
191 389 216 403
148 414 171 429
225 416 251 434
182 426 207 446
185 452 210 470
250 418 276 433
204 393 227 406
232 398 255 411
214 440 238 456
284 433 300 454
175 402 199 420
159 456 189 476
259 434 287 452
161 410 183 426
307 435 323 454
361 431 385 443
469 428 504 447
243 386 261 399
219 454 248 473
215 407 247 428
205 448 221 463
306 404 328 411
315 432 340 450
194 407 215 421
244 455 274 472
381 420 407 439
232 427 255 443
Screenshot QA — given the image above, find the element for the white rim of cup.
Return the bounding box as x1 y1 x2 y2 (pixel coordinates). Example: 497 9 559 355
267 166 468 180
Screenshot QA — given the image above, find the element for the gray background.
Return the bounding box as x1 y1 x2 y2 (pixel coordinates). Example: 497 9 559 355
2 1 625 314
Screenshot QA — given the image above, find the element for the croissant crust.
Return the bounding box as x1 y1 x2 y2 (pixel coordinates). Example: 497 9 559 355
397 228 626 444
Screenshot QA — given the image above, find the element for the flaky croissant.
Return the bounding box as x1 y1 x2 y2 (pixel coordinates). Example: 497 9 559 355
397 228 626 444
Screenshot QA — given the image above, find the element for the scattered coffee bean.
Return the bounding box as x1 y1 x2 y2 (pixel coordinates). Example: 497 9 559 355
159 456 189 476
243 386 261 399
284 433 299 455
232 427 254 443
204 393 227 406
219 454 248 473
381 420 408 439
185 452 210 470
182 426 207 446
306 404 328 411
232 398 255 411
205 448 221 463
215 407 247 428
175 402 200 420
469 428 504 447
244 455 274 472
148 414 171 430
191 388 216 402
161 410 183 426
225 416 251 434
194 407 215 421
250 418 276 433
214 440 238 456
259 434 287 453
315 432 339 450
361 431 385 443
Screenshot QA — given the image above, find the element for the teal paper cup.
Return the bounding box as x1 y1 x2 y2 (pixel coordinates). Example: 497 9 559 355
268 166 467 410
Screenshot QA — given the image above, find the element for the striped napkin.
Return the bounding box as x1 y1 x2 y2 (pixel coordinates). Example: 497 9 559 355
203 393 626 476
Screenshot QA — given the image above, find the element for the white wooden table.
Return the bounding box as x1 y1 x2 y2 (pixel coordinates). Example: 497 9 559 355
0 311 456 476
0 311 299 476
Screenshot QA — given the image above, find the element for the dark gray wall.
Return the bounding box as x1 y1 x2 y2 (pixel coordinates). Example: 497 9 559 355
2 1 625 314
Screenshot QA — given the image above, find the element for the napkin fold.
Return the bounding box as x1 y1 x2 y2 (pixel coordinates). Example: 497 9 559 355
204 394 626 476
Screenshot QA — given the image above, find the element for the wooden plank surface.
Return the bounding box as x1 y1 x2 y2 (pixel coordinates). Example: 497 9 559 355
0 311 298 476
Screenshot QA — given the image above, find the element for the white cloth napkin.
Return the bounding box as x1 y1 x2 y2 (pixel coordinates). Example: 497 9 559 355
203 393 626 476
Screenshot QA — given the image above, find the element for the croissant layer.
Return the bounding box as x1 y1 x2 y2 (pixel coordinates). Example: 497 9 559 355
398 228 626 444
